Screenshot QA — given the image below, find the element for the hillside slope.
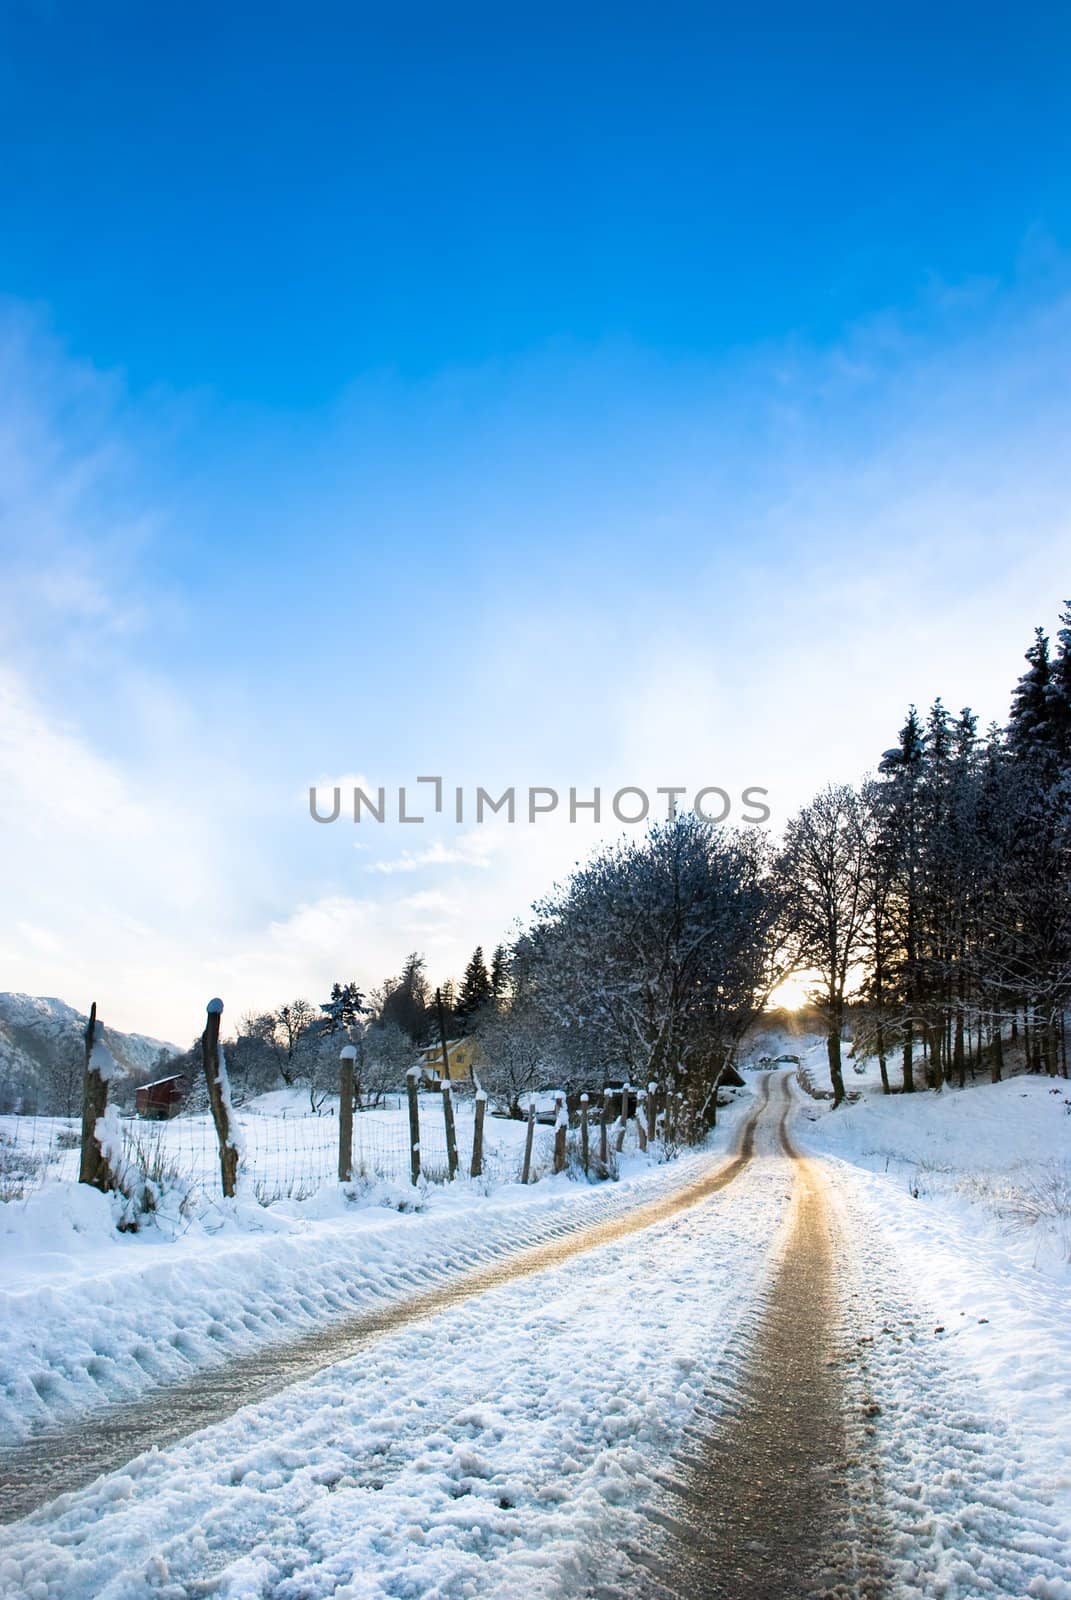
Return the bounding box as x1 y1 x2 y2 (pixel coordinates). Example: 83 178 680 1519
0 992 180 1114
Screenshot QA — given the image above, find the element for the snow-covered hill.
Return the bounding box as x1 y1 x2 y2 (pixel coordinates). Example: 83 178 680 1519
0 993 180 1115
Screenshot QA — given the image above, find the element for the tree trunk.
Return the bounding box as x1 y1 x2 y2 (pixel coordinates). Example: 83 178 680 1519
902 1020 915 1094
1044 1018 1059 1077
828 1030 846 1108
876 1020 890 1095
953 1009 965 1089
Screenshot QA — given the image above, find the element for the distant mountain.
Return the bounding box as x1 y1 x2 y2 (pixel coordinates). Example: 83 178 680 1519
0 993 181 1116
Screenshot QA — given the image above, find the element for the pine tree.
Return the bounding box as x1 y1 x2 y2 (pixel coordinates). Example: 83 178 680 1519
322 981 366 1034
1045 601 1071 770
877 707 925 1091
455 947 493 1027
380 953 430 1043
490 943 510 1004
1008 626 1052 758
437 979 458 1037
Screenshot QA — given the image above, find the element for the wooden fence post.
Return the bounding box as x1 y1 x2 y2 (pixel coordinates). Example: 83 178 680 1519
202 998 240 1198
647 1080 658 1145
580 1093 590 1175
79 1002 120 1192
521 1098 536 1184
338 1044 356 1182
553 1092 568 1173
470 1087 486 1179
442 1079 459 1180
615 1082 631 1153
406 1067 422 1185
635 1092 648 1152
599 1089 610 1166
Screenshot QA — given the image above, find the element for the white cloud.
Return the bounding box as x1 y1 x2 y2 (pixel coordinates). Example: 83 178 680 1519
364 832 501 873
3 269 1071 1043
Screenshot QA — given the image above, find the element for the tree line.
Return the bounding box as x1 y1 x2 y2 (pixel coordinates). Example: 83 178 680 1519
40 601 1069 1132
483 601 1071 1120
788 605 1071 1104
156 943 514 1113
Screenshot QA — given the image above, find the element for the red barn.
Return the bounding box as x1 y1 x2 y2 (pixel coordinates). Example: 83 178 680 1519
135 1073 190 1120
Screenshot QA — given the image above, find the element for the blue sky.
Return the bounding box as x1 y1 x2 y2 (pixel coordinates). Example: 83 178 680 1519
1 4 1070 1039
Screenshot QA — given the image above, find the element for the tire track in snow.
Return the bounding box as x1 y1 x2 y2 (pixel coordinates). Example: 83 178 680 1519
606 1073 1071 1600
0 1109 793 1600
821 1153 1071 1600
0 1077 774 1523
603 1074 886 1600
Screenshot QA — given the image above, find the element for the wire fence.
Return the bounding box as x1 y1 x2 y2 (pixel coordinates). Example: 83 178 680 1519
0 1095 558 1205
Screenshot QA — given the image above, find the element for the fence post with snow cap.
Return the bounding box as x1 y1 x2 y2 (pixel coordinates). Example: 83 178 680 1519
580 1093 590 1175
553 1092 568 1173
647 1081 658 1145
406 1067 421 1185
338 1044 357 1182
442 1078 459 1180
615 1083 631 1153
79 1001 121 1192
635 1091 648 1152
600 1089 610 1166
470 1084 486 1179
202 998 240 1198
521 1097 536 1184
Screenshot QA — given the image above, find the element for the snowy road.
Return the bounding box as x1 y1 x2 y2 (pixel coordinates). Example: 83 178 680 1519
1 1073 1069 1599
0 1079 773 1522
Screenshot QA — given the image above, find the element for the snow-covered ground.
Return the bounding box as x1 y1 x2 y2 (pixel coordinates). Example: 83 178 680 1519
0 1091 792 1600
799 1070 1071 1594
3 1060 1070 1599
805 1072 1071 1272
1 1089 541 1205
0 1091 754 1445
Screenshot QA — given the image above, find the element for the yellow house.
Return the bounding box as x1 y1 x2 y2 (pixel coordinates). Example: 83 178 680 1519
417 1035 486 1084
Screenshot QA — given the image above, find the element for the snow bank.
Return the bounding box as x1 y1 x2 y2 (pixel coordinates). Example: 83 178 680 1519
804 1074 1071 1273
0 1100 791 1600
799 1074 1071 1565
0 1093 757 1444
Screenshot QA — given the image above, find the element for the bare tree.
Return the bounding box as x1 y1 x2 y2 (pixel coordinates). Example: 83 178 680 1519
782 784 870 1108
473 999 551 1116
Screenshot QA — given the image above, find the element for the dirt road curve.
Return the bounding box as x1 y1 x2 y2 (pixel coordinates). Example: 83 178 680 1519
0 1076 773 1524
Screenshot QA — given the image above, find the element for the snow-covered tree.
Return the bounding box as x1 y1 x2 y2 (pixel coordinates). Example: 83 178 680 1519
455 947 493 1028
519 815 787 1128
